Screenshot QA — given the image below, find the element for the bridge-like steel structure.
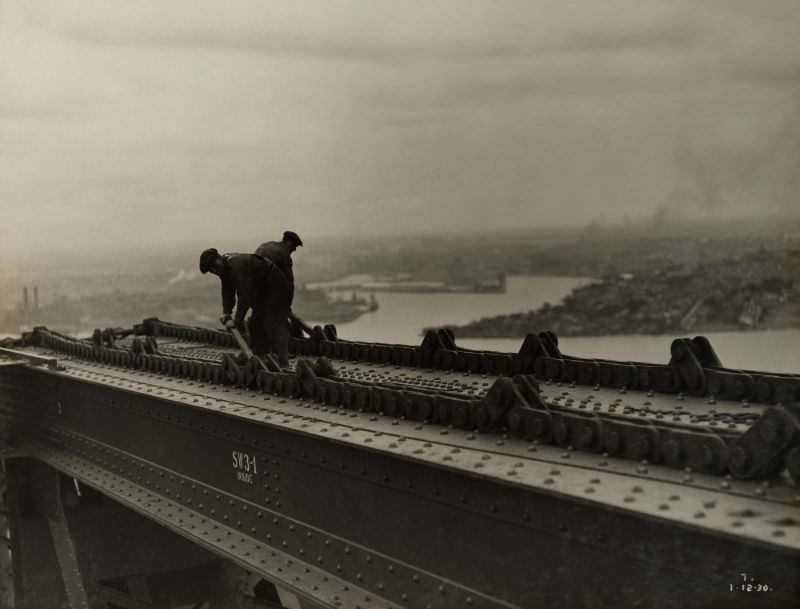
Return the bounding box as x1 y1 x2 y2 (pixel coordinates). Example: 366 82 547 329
0 319 798 608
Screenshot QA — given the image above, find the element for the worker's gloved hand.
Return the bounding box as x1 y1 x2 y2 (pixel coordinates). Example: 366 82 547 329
220 314 233 328
225 319 237 330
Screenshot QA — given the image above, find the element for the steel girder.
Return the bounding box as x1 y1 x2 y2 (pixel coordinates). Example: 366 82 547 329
0 364 798 609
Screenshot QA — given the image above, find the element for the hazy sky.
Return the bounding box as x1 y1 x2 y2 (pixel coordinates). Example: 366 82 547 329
1 0 798 259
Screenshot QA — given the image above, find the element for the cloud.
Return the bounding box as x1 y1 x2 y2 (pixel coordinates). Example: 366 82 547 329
1 0 799 261
724 58 800 85
10 0 717 64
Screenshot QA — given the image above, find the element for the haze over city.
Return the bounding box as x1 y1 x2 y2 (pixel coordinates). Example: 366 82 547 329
2 0 799 266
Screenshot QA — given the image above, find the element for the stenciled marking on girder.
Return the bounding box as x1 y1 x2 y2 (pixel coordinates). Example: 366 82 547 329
232 449 259 485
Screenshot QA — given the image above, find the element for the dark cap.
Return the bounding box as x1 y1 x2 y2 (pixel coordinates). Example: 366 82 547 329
282 231 303 247
199 248 220 274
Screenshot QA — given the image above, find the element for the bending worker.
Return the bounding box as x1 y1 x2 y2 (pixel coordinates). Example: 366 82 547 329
198 248 291 367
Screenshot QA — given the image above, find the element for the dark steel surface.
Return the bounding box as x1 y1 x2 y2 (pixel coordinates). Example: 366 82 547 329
1 322 799 608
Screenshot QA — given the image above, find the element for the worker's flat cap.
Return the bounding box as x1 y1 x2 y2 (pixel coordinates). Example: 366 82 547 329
283 231 303 246
199 248 220 274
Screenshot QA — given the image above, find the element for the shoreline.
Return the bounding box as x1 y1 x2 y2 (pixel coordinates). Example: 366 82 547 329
450 320 800 340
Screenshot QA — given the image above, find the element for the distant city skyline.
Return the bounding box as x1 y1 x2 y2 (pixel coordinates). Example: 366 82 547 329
2 1 798 265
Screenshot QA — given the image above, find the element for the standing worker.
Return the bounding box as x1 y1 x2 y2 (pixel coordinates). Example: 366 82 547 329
198 248 292 367
255 231 302 305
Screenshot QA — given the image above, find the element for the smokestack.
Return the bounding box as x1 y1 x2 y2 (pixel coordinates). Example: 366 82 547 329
22 286 28 311
34 285 39 310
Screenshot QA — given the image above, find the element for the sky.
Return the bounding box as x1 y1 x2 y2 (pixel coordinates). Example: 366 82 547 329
1 0 799 260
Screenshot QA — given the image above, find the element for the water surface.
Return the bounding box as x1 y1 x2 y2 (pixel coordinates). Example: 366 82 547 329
316 275 799 374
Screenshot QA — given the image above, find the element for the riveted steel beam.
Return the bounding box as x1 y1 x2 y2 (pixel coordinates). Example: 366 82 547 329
3 326 800 608
1 363 799 608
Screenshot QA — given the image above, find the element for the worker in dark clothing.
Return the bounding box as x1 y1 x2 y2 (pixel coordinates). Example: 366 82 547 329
199 248 291 366
255 231 302 304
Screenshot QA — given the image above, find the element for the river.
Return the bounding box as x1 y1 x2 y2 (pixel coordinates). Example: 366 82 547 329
314 275 800 374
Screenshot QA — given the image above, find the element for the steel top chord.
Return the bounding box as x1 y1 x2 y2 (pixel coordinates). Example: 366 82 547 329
1 320 798 608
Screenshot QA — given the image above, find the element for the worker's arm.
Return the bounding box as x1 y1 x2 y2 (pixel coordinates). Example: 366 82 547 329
234 301 250 327
286 259 295 304
233 280 253 328
289 311 312 335
221 274 236 319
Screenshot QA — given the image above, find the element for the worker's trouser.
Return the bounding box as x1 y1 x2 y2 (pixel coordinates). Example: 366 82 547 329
248 263 291 366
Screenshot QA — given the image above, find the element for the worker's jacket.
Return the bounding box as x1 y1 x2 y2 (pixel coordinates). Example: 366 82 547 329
254 241 294 301
220 253 280 326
